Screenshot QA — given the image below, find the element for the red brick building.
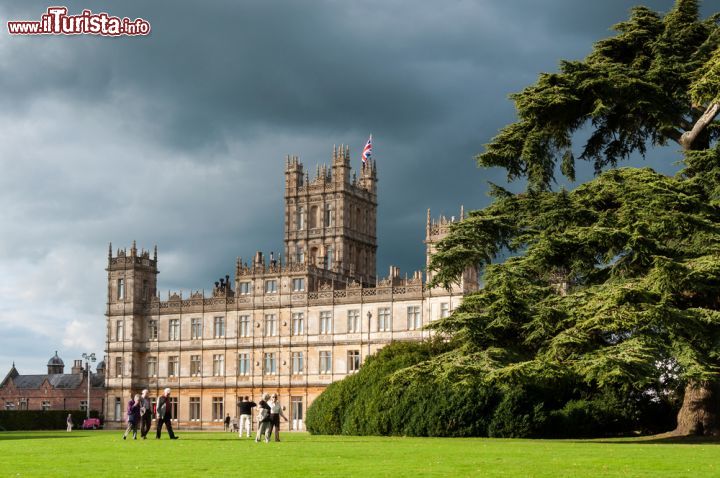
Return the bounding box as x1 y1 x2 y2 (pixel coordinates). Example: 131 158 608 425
0 352 105 413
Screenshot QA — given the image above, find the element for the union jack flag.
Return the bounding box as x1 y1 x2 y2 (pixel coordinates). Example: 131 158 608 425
362 134 372 164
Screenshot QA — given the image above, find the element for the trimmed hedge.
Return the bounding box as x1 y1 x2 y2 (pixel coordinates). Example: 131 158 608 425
307 340 500 437
0 410 102 431
306 341 679 438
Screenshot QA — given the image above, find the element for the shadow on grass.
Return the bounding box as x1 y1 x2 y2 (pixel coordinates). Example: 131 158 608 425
0 433 86 441
572 434 720 446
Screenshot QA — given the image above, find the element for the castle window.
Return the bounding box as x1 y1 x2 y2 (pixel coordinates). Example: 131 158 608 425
292 352 304 375
347 310 360 333
114 357 123 377
213 354 225 376
347 350 361 373
114 397 122 420
378 307 391 331
115 320 124 341
292 312 304 336
295 246 304 264
292 278 305 292
147 356 157 377
310 205 319 229
440 302 450 319
213 316 225 338
325 203 335 227
319 351 332 374
319 311 332 335
80 400 88 412
407 306 421 330
142 280 149 300
148 320 158 340
297 207 305 230
238 315 250 337
237 353 250 376
191 318 202 339
190 397 201 421
41 401 51 411
265 280 278 294
264 352 277 375
190 355 201 376
326 246 334 269
169 319 180 341
117 278 125 300
264 314 277 337
5 402 15 410
168 356 179 377
212 397 224 421
238 282 251 295
169 397 178 420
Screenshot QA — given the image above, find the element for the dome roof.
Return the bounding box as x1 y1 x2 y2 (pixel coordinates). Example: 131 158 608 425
96 360 106 371
47 351 64 366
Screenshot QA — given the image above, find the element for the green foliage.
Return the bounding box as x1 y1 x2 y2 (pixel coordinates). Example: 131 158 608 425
478 0 720 190
428 167 720 395
0 410 101 431
306 341 500 437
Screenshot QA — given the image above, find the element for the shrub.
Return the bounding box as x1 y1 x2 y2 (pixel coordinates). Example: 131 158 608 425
0 410 101 431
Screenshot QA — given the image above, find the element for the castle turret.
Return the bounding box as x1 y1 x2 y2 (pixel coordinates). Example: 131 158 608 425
47 351 64 375
425 207 477 292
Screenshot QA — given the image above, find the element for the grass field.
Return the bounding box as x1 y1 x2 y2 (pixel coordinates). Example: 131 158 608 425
1 430 719 477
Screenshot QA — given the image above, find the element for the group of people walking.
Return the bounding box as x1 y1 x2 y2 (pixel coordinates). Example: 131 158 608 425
234 394 288 442
122 388 177 440
122 389 287 441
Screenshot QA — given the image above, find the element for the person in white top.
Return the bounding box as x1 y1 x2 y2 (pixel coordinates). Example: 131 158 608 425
266 393 288 442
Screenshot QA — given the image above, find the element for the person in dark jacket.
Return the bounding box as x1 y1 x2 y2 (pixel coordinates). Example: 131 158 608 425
254 394 271 443
238 396 257 438
122 393 141 440
224 413 231 431
155 388 178 439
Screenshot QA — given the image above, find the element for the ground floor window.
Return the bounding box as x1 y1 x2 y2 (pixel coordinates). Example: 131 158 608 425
80 400 88 412
169 397 178 420
212 397 224 421
41 401 51 411
114 397 122 421
190 397 201 421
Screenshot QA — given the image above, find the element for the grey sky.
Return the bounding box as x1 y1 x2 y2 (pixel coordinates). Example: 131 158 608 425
0 0 706 373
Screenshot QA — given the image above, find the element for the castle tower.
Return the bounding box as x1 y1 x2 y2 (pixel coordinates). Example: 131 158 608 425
425 207 478 292
284 145 378 283
105 242 158 395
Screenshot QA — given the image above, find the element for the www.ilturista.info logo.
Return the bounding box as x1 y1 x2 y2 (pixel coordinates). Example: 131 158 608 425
7 7 151 36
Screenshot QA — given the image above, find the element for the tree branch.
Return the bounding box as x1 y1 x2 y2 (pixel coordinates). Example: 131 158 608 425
680 102 720 150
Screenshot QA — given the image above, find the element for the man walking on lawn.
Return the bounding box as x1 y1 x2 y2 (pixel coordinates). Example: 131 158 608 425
156 388 178 440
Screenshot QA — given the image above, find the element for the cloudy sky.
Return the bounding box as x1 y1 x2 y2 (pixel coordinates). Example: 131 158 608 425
0 0 708 373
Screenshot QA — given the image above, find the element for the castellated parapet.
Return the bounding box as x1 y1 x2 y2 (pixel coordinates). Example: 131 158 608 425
104 145 476 431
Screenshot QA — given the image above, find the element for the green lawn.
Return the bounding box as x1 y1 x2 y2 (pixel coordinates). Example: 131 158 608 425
0 431 719 477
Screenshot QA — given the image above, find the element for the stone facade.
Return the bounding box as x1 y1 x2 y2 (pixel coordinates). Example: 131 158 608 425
0 353 105 413
104 147 478 430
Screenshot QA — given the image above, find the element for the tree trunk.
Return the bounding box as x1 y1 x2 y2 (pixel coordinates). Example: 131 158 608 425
674 381 720 436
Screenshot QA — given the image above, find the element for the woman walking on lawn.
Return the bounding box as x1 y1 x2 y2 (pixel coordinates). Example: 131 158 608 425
123 393 141 440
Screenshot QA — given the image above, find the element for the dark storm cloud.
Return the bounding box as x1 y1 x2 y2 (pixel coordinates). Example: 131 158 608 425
0 0 709 371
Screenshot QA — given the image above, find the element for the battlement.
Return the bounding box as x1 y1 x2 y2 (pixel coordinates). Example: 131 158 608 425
426 206 464 242
106 241 158 270
285 144 377 197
